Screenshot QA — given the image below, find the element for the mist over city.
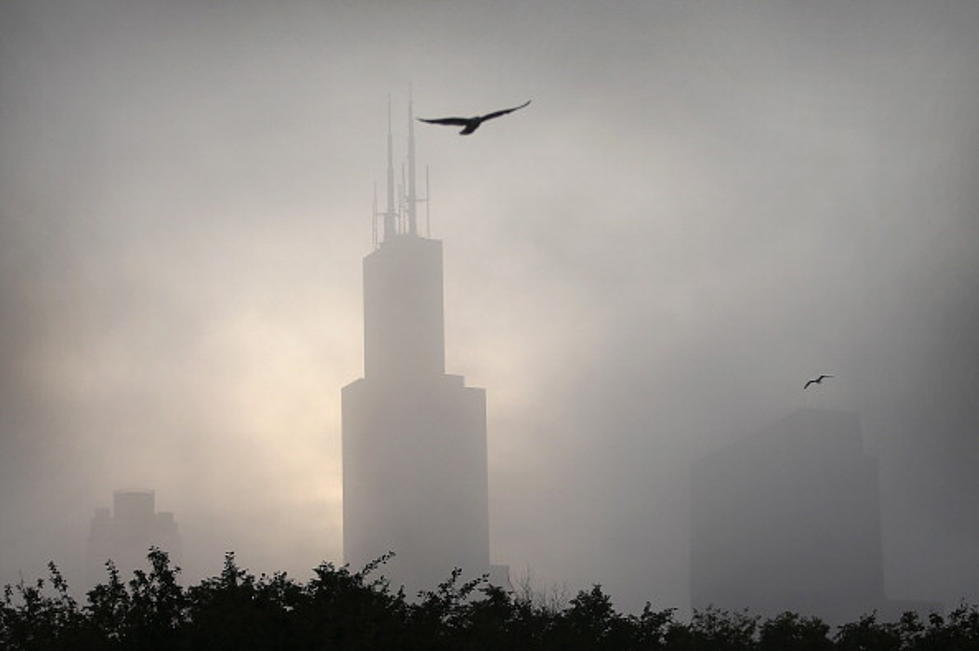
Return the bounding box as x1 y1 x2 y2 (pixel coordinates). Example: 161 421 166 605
1 0 977 635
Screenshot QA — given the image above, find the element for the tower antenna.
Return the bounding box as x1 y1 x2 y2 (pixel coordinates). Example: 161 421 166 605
383 95 396 242
399 162 407 235
407 85 418 235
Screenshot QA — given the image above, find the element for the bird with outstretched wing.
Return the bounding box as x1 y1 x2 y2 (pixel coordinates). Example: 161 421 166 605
418 100 531 135
804 374 834 389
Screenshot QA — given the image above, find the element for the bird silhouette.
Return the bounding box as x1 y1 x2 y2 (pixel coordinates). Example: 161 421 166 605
804 374 834 390
417 100 531 135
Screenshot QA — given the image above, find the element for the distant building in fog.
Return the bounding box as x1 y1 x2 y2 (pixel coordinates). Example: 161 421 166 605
342 98 508 593
86 490 182 584
690 408 936 623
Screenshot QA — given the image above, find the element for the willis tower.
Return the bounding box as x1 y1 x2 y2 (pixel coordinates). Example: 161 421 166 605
341 97 491 593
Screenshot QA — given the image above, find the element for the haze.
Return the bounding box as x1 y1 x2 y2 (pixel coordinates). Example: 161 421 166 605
1 0 977 614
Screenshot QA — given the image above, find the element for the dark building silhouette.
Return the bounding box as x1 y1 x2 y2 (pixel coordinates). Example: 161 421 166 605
86 490 182 585
690 408 936 622
342 98 506 593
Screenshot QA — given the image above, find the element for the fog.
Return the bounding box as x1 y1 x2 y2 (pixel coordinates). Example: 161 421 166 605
1 0 977 615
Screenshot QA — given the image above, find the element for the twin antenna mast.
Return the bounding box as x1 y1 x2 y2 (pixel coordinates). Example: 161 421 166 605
372 92 430 249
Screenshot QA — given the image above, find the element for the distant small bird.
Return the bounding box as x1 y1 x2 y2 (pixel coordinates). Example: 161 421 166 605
804 374 834 390
417 100 532 135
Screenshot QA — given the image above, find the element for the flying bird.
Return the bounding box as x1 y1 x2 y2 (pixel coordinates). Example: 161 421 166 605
417 100 532 135
804 374 834 390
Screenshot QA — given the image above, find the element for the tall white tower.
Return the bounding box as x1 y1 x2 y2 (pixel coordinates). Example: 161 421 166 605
342 98 490 593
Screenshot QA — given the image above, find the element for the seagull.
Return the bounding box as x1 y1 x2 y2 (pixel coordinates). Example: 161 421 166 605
804 374 834 390
417 100 532 135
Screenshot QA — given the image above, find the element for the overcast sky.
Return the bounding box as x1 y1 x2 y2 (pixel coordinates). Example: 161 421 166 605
2 0 978 613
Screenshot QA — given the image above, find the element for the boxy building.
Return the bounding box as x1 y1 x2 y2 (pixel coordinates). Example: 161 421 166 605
691 408 935 622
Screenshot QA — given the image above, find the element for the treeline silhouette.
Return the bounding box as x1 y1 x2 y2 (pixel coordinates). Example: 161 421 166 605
2 549 977 650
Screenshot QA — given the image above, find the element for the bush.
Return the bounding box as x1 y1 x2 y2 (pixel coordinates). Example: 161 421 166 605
2 550 976 651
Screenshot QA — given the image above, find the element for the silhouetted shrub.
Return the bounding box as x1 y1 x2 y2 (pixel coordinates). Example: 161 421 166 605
2 550 977 651
758 611 832 651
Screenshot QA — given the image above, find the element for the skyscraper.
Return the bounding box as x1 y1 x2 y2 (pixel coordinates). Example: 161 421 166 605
341 97 492 593
86 490 182 586
690 408 936 622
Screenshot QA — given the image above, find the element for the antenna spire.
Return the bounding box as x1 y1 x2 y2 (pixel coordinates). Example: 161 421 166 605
384 95 396 241
407 85 418 235
400 162 406 234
